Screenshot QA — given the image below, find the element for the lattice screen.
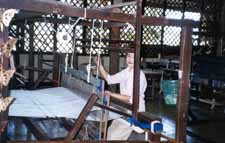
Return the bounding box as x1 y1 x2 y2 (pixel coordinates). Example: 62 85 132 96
120 5 136 42
166 0 183 9
185 0 202 12
9 25 18 51
81 0 111 55
143 7 163 46
84 20 110 55
24 24 30 51
33 22 54 52
8 0 223 56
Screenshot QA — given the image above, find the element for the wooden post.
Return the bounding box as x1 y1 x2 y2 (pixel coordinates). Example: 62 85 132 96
28 23 34 82
109 25 120 92
176 25 192 143
133 0 142 118
217 1 225 56
53 18 60 85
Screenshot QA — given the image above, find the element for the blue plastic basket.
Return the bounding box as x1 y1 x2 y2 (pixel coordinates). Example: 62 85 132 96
160 80 178 106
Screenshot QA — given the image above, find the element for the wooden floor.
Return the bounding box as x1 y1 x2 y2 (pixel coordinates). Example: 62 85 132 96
146 99 225 143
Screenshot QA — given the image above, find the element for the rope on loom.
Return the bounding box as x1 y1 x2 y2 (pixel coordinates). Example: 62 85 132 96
64 9 87 71
87 19 97 83
96 20 104 79
70 17 84 68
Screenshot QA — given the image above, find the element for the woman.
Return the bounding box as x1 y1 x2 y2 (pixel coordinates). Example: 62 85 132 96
96 53 147 140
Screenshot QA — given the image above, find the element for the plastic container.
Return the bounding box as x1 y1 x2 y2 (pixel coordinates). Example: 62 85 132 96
160 80 178 106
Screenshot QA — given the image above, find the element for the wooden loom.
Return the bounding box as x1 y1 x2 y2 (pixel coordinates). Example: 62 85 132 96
0 0 194 142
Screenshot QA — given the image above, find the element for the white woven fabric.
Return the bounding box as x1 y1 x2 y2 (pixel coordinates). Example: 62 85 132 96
9 87 120 121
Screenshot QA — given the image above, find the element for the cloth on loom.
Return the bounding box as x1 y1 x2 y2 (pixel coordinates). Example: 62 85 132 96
9 87 121 121
107 118 144 140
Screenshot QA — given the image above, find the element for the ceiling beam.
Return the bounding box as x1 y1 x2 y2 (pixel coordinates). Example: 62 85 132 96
100 1 136 10
0 0 197 27
0 0 135 23
12 16 128 28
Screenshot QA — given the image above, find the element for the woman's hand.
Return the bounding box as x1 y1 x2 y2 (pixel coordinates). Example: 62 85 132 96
105 90 112 96
95 56 102 67
104 91 130 103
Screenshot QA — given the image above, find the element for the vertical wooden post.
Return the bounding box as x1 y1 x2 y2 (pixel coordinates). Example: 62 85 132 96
217 0 225 56
133 0 142 118
53 17 60 85
176 24 192 143
28 22 34 82
109 26 120 92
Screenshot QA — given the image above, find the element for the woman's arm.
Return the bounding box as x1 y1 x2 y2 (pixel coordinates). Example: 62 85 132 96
105 91 130 103
96 57 108 81
99 63 109 81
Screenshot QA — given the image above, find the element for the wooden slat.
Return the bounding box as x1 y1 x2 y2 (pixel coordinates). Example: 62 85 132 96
137 112 161 122
100 1 136 10
22 118 49 140
13 17 129 28
7 141 64 143
142 16 198 27
75 38 134 44
0 121 8 134
74 45 135 53
7 141 151 143
64 94 98 143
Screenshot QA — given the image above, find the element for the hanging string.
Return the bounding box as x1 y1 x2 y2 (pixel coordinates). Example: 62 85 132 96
87 19 96 83
70 7 87 68
70 17 83 68
96 20 103 79
65 53 69 73
84 8 87 20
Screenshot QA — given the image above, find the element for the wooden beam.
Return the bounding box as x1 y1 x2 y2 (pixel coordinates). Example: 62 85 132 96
100 1 136 10
176 25 193 143
75 38 134 44
64 94 98 143
7 141 64 143
7 141 151 143
0 0 135 23
95 102 132 117
74 44 135 53
22 118 49 141
142 16 199 27
0 0 198 27
13 17 129 28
